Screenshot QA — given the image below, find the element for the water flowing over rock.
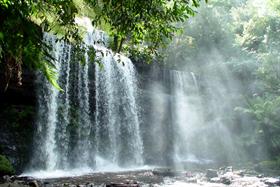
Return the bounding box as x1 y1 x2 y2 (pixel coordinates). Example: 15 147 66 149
137 63 246 169
28 30 143 172
23 29 247 177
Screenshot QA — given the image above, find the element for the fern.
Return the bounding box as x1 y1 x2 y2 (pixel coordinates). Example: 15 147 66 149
42 61 63 91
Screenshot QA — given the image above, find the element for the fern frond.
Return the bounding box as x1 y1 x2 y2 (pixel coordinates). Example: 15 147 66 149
43 61 63 91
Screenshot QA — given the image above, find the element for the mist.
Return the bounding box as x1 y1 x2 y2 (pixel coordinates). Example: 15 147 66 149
143 0 280 168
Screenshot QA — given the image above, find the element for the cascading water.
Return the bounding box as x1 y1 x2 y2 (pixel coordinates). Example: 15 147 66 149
25 23 245 178
141 68 205 167
139 65 245 169
31 33 72 171
95 53 143 167
27 30 143 175
170 70 202 164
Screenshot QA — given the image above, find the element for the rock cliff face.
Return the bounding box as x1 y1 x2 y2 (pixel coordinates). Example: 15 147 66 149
0 60 159 174
0 59 251 174
0 68 36 173
134 61 176 166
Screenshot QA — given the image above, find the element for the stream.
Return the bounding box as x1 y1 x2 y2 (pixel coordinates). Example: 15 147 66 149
2 167 280 187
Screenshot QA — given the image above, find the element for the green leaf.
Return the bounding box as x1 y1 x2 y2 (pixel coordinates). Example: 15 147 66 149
43 62 63 92
0 32 4 40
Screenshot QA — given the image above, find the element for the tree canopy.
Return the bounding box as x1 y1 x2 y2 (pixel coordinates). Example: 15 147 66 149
0 0 206 90
0 0 79 90
85 0 204 56
164 0 280 162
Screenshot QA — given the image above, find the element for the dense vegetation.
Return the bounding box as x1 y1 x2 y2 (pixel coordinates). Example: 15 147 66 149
0 0 280 175
0 155 14 176
0 0 206 175
0 0 79 91
0 0 205 91
164 0 280 170
0 104 35 174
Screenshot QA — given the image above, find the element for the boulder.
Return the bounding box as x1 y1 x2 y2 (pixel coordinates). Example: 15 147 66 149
264 178 280 186
28 180 39 187
225 166 233 172
206 169 218 178
235 170 245 177
152 168 178 177
209 177 221 183
220 177 231 185
1 175 11 183
186 178 197 183
106 183 140 187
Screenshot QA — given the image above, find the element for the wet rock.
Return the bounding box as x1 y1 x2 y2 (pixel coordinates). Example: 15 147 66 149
209 177 221 183
76 185 86 187
86 183 95 187
152 168 177 177
28 180 39 187
257 174 264 178
220 177 231 185
235 170 245 177
142 171 153 177
246 169 258 176
2 175 11 183
219 166 234 175
264 177 280 186
206 169 218 178
106 182 140 187
209 175 231 184
185 172 194 177
1 181 30 187
14 176 35 182
186 177 197 183
225 166 233 172
10 175 17 182
0 175 43 187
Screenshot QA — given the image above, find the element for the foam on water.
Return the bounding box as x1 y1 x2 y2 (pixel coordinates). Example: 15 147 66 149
25 27 144 178
20 168 94 179
21 165 153 179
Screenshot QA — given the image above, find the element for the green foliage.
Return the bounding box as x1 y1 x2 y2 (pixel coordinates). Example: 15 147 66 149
172 0 280 160
84 0 206 60
0 105 35 172
0 0 79 91
163 0 280 161
260 160 279 169
0 105 35 130
257 157 280 173
268 0 280 15
230 0 280 158
0 155 15 176
0 0 205 89
163 2 242 70
237 96 280 156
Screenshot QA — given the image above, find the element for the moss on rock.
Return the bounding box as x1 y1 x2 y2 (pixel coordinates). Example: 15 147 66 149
0 154 15 176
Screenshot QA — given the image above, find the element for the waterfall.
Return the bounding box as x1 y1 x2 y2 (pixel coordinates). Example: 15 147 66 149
139 66 244 169
142 68 203 167
95 53 143 167
29 30 143 173
170 70 201 164
25 28 244 178
32 33 72 171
